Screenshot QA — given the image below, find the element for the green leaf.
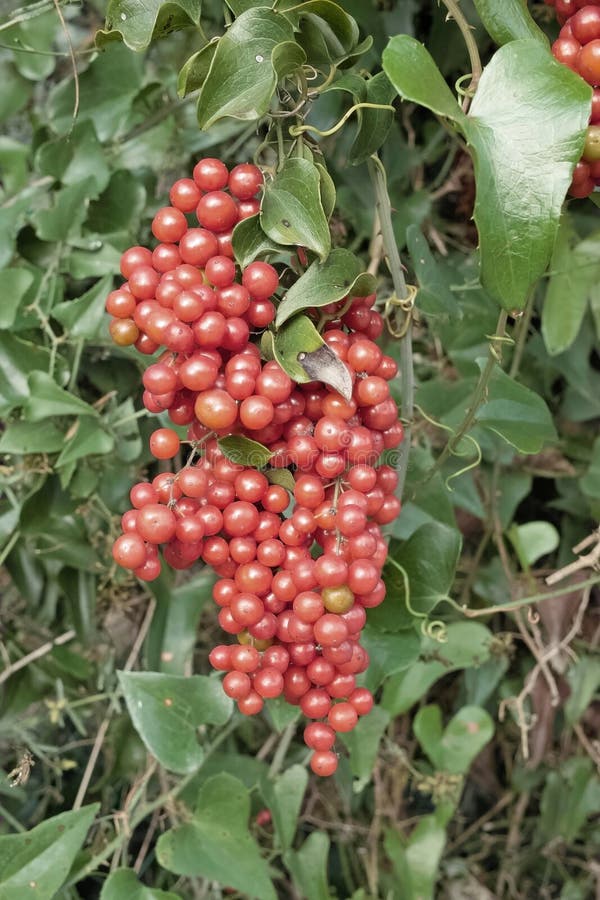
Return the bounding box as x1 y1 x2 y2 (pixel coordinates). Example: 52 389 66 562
284 832 331 900
339 706 390 790
382 35 465 121
261 765 308 851
56 417 115 468
98 0 201 51
475 361 558 453
349 72 396 165
156 773 277 900
118 672 233 773
0 334 54 417
35 121 110 194
261 158 331 262
218 435 272 468
381 622 493 716
0 420 65 455
0 60 32 123
383 36 591 310
4 11 58 81
406 225 461 319
507 521 560 568
100 869 181 900
88 170 147 235
177 42 218 97
581 436 600 500
265 695 301 731
147 569 215 675
360 626 421 691
24 372 98 421
385 808 450 900
540 758 600 842
472 0 547 46
565 658 600 725
0 804 98 900
0 267 35 329
276 249 375 326
382 523 462 629
414 704 494 775
35 179 97 243
315 162 336 220
0 137 29 195
232 215 287 269
268 315 352 399
542 219 600 355
48 44 143 140
196 9 294 128
52 275 113 340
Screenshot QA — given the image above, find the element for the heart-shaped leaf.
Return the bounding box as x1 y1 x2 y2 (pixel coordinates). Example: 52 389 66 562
276 249 375 326
119 672 233 773
156 773 277 900
98 0 201 51
261 158 331 261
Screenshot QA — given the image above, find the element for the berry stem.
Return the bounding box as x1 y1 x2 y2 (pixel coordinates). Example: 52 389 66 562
368 154 413 501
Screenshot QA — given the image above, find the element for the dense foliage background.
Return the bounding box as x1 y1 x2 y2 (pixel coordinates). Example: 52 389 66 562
0 1 599 898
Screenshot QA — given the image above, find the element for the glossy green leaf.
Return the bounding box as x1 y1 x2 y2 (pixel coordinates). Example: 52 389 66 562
414 704 494 774
406 225 461 319
265 467 295 493
284 832 331 900
384 36 591 310
218 435 273 468
0 804 98 900
382 35 464 121
276 249 375 326
261 158 331 261
360 626 421 691
232 215 287 269
98 0 201 51
381 621 493 716
52 275 113 340
196 9 294 128
315 162 336 221
0 267 35 329
349 72 396 165
339 706 390 789
472 0 547 46
156 773 277 899
261 765 308 851
118 672 233 773
385 807 451 900
55 417 114 468
382 523 462 629
542 219 600 355
0 335 53 417
268 314 352 399
177 42 218 98
100 869 181 900
507 521 559 568
24 372 98 421
475 361 557 453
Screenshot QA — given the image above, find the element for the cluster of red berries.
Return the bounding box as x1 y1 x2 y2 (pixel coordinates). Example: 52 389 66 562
546 0 600 196
107 159 403 776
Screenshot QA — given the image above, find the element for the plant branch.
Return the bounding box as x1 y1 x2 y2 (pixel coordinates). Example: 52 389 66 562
440 0 482 111
368 155 413 501
0 629 76 687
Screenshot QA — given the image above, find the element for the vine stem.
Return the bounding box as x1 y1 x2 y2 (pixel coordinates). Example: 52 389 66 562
420 309 509 487
440 0 482 111
65 718 240 887
367 155 413 501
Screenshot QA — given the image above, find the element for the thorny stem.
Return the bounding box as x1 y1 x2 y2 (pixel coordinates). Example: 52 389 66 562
420 309 509 487
440 0 483 111
367 155 413 502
